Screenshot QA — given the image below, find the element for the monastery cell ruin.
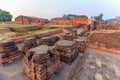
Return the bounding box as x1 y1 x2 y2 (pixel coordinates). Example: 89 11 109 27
0 14 120 80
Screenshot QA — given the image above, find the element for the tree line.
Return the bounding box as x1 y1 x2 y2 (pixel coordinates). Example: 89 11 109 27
0 9 13 22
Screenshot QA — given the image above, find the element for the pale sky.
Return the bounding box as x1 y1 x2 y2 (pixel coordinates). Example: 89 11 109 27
0 0 120 20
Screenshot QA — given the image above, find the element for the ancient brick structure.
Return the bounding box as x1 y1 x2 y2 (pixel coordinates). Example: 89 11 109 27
55 40 79 64
23 45 61 80
50 15 88 26
86 30 120 54
91 21 120 30
50 17 70 25
96 21 108 30
15 15 49 25
107 23 120 30
0 40 22 64
74 38 86 53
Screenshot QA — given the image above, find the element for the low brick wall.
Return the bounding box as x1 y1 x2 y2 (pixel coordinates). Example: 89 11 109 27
14 25 40 32
12 30 62 43
86 30 120 54
107 23 120 30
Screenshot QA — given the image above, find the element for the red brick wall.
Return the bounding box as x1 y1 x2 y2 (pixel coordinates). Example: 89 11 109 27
15 15 48 25
86 30 120 54
12 30 62 43
50 15 88 26
107 23 120 30
15 16 24 24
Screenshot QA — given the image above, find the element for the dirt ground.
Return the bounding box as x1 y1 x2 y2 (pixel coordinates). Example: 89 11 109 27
72 48 120 80
0 59 29 80
1 48 120 80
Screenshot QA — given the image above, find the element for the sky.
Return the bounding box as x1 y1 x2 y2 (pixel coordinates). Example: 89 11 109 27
0 0 120 20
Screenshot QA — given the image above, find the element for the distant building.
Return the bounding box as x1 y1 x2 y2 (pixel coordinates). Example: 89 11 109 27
15 15 49 25
49 15 88 26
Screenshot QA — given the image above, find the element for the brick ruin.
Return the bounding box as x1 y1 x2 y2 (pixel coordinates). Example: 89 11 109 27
1 14 120 80
0 40 22 64
23 45 61 80
14 15 120 31
79 19 120 54
107 23 120 30
49 15 88 26
86 30 120 54
0 27 87 79
15 15 89 26
21 28 86 80
15 15 49 25
1 21 119 65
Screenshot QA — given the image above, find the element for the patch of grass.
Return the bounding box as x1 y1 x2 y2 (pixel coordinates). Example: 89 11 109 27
27 28 59 35
27 29 44 34
0 24 40 32
0 23 60 38
0 24 36 28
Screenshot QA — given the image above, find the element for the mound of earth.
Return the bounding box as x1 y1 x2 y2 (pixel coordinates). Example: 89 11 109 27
86 30 120 54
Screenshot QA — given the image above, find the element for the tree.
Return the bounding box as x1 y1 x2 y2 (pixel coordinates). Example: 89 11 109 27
94 13 103 22
0 9 13 22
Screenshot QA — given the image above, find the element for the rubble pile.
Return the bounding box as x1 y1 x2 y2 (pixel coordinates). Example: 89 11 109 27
55 40 78 65
0 40 22 64
23 45 61 80
22 37 38 53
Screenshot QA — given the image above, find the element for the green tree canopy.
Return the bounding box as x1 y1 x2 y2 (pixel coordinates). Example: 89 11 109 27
0 9 13 22
94 13 103 22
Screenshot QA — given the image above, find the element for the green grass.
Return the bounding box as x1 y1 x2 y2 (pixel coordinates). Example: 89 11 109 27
0 24 36 28
27 29 46 34
0 23 60 38
27 28 59 35
0 24 40 32
13 28 59 38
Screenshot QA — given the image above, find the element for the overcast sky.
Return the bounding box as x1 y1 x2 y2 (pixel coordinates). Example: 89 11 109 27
0 0 120 20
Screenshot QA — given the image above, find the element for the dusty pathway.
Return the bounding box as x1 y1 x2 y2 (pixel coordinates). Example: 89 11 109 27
72 48 120 80
0 59 29 80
